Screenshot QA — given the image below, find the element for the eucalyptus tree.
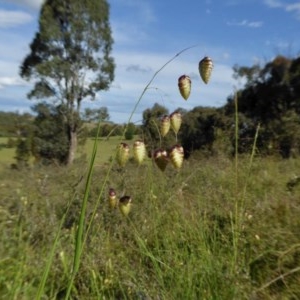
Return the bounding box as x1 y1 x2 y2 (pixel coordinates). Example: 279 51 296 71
20 0 115 165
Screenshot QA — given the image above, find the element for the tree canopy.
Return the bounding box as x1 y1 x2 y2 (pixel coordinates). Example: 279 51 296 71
20 0 115 165
225 55 300 157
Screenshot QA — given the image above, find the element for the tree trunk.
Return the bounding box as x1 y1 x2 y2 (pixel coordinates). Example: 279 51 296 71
67 129 77 166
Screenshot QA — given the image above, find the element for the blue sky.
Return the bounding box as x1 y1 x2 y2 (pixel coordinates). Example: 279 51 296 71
0 0 299 123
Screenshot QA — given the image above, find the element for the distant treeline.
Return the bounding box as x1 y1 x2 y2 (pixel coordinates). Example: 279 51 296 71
0 111 33 138
2 54 300 166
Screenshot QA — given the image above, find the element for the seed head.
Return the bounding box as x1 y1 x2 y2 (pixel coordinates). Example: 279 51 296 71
199 56 213 84
178 75 191 100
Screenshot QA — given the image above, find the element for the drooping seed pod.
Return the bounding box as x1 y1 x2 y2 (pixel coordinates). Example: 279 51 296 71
160 115 171 137
133 140 146 165
199 56 213 84
169 145 184 169
154 149 169 171
116 143 130 167
178 75 191 100
119 195 132 217
170 111 182 135
108 188 117 209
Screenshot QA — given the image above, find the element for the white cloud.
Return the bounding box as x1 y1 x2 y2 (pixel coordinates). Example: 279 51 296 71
264 0 300 20
126 64 152 73
97 49 236 123
286 3 300 19
22 0 43 9
227 19 263 28
111 21 150 46
263 0 282 8
286 3 300 11
2 0 43 10
0 76 26 88
113 0 156 24
0 10 33 28
0 60 20 77
0 42 236 123
110 0 156 47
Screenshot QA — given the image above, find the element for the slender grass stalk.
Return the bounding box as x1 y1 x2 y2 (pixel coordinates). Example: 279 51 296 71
83 156 115 243
35 193 75 300
128 218 172 293
255 266 300 293
151 119 162 147
241 123 260 205
231 91 239 272
123 45 198 132
231 94 260 276
64 123 100 299
10 222 26 299
234 91 239 195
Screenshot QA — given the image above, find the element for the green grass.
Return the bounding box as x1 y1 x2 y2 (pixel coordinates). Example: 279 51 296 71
1 155 300 299
0 136 130 170
84 136 135 165
0 137 16 169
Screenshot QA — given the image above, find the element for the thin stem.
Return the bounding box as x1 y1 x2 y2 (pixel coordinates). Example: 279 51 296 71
255 266 300 292
234 91 239 196
65 121 100 299
121 45 198 139
231 91 239 273
151 119 162 148
36 193 75 299
241 123 260 206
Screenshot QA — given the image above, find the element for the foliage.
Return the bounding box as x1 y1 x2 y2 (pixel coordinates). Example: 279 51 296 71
30 102 70 165
0 111 33 137
81 107 110 122
179 106 228 157
124 122 136 140
88 123 123 138
225 54 300 158
20 0 115 165
15 138 31 168
6 138 18 149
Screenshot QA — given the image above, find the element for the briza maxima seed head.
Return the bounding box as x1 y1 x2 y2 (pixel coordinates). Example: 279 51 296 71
154 149 169 171
116 143 130 167
160 115 171 137
178 75 191 100
133 140 146 165
169 145 184 169
108 188 117 209
170 111 182 134
199 56 213 84
119 195 132 217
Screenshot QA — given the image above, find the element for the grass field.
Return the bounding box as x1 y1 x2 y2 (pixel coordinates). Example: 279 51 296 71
1 128 300 300
84 136 130 165
0 135 300 299
0 137 16 168
0 136 131 170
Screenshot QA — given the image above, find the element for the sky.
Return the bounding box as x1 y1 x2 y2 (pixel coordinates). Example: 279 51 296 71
0 0 299 124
